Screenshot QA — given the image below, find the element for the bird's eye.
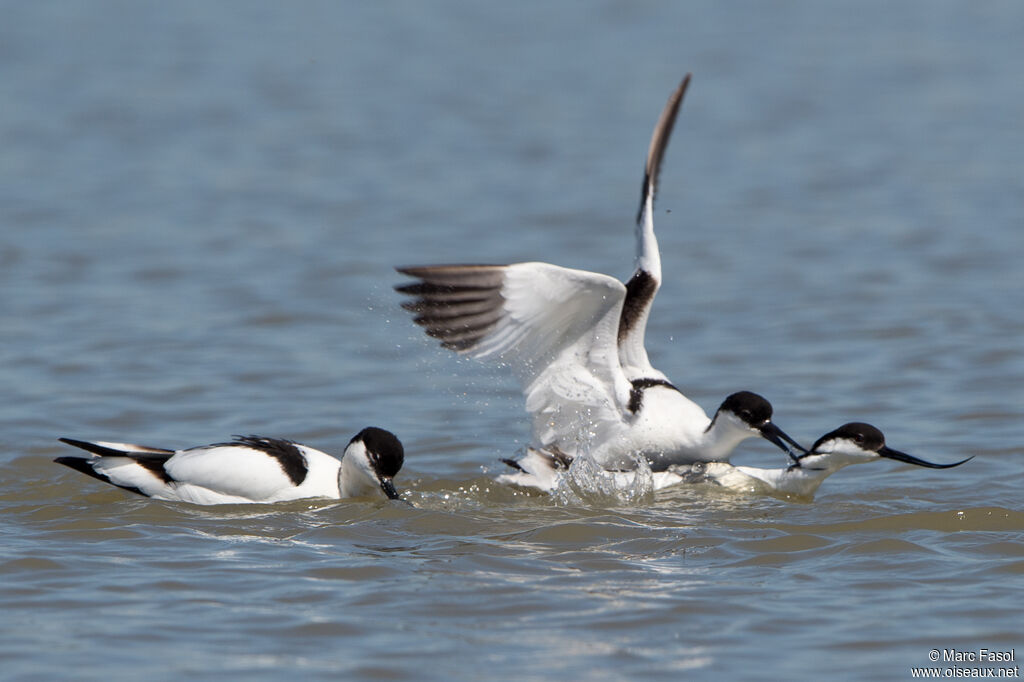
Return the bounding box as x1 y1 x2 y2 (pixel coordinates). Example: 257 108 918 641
740 410 752 421
854 433 865 444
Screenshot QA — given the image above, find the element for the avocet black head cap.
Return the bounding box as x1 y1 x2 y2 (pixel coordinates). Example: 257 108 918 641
716 391 807 458
806 422 973 469
718 391 773 426
350 427 405 498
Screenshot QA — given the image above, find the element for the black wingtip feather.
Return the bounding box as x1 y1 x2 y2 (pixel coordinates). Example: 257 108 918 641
54 456 151 497
55 455 100 476
636 73 692 225
58 438 132 459
395 265 508 353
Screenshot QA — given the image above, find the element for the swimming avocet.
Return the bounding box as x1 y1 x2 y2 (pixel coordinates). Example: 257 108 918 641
56 427 405 505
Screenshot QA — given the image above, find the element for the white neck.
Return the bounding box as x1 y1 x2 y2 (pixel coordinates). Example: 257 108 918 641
338 446 378 498
635 194 661 280
735 455 861 497
699 413 758 462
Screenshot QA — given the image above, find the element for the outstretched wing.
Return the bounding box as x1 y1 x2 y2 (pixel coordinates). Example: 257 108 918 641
618 74 691 379
396 262 635 454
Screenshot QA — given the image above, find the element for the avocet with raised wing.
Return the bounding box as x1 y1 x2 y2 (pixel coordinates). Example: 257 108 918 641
56 427 405 505
397 75 803 473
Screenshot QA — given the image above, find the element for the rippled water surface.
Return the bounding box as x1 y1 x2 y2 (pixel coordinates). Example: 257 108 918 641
2 2 1022 680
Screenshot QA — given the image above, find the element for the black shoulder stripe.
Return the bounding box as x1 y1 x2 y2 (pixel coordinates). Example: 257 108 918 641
628 377 679 413
618 269 658 344
132 456 175 484
229 436 309 486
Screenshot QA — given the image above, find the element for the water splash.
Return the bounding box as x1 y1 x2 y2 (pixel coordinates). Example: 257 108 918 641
551 451 655 506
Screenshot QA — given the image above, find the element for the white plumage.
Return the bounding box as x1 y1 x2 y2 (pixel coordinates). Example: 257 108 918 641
56 427 405 505
498 423 971 498
397 75 804 473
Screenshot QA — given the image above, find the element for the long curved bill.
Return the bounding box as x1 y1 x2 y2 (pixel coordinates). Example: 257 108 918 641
758 422 809 463
379 477 403 500
879 446 974 469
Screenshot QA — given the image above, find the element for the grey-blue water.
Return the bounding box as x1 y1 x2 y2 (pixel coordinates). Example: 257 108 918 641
2 2 1022 680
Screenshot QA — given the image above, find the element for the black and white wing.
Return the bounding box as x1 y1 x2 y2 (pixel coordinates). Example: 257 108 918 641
396 263 636 454
617 74 690 379
56 438 177 497
56 436 332 503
